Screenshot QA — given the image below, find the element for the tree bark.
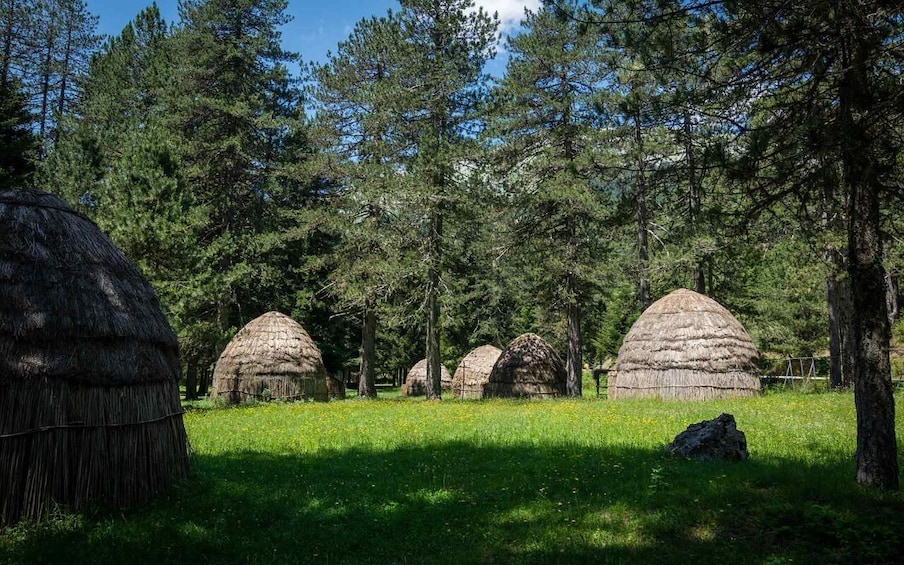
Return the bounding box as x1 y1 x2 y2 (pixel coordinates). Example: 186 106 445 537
565 271 582 397
425 210 442 400
840 30 898 489
198 361 211 398
683 106 705 295
1 0 14 87
826 269 843 390
38 29 54 144
887 271 900 326
185 356 199 401
634 110 650 311
54 12 73 146
358 295 378 398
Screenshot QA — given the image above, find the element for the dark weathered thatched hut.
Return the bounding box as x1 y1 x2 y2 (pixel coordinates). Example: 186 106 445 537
610 289 761 400
0 190 189 527
209 311 333 403
452 345 502 399
484 333 566 398
402 359 452 396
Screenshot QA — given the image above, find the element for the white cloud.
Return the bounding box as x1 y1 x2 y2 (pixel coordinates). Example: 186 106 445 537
473 0 540 33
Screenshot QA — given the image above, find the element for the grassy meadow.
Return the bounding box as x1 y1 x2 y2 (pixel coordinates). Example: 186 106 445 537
2 392 904 564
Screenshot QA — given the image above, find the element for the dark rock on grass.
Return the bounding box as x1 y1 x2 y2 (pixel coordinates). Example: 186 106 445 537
667 413 749 461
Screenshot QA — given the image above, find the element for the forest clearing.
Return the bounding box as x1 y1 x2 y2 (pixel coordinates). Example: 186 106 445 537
2 393 904 564
2 0 904 562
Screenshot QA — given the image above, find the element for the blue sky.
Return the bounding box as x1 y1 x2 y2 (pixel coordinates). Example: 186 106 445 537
84 0 539 75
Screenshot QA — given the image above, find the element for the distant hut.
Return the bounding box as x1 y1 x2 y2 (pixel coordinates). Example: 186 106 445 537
210 312 333 403
452 345 502 399
610 289 761 400
484 333 566 398
403 359 452 396
0 190 189 527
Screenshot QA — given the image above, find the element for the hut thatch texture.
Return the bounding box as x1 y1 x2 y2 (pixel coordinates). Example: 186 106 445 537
209 311 333 403
451 345 502 399
610 288 761 400
0 190 189 527
484 333 566 398
402 359 452 396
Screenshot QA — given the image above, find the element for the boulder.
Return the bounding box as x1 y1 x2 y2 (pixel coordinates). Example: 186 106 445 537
667 413 748 461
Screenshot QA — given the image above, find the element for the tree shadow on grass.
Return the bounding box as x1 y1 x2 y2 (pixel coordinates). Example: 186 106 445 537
3 441 903 564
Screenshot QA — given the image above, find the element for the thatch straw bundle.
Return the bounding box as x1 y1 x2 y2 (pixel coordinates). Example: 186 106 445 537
0 190 189 527
402 359 452 396
209 311 333 403
484 333 566 398
610 289 761 401
451 345 502 399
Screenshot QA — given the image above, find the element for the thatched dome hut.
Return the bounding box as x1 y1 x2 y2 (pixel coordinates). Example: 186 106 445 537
451 345 502 399
0 190 189 527
484 333 566 398
402 359 452 396
209 311 333 403
610 288 761 400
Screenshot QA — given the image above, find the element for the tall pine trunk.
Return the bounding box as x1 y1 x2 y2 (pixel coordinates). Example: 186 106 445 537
826 268 844 390
634 112 650 311
565 271 582 397
425 209 442 400
840 32 898 489
683 106 705 294
185 357 199 401
358 295 377 398
1 0 13 87
54 14 73 146
38 30 54 144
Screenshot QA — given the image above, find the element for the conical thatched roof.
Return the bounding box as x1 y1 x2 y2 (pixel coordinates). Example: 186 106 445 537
451 345 502 399
610 288 761 401
210 311 333 403
402 359 452 396
0 189 189 527
484 333 566 398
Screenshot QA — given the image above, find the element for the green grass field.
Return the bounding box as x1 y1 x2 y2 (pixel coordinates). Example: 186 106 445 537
2 392 904 564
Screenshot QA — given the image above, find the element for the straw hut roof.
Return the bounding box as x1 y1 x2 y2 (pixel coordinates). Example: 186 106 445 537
484 333 566 398
0 189 189 527
610 288 761 401
403 359 452 396
210 311 333 403
451 345 502 399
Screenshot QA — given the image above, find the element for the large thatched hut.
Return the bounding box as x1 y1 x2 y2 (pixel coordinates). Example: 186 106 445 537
610 288 761 400
402 359 452 396
0 190 189 527
484 333 566 398
451 345 502 399
209 311 334 403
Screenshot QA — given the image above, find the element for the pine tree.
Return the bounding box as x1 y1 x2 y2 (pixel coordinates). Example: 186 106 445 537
0 78 38 189
489 0 608 396
311 15 413 398
381 0 498 399
172 0 313 376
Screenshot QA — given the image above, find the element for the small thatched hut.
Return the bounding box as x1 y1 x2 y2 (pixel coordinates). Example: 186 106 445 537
210 311 333 403
610 288 761 400
451 345 502 399
0 190 189 527
403 359 452 396
484 333 566 398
